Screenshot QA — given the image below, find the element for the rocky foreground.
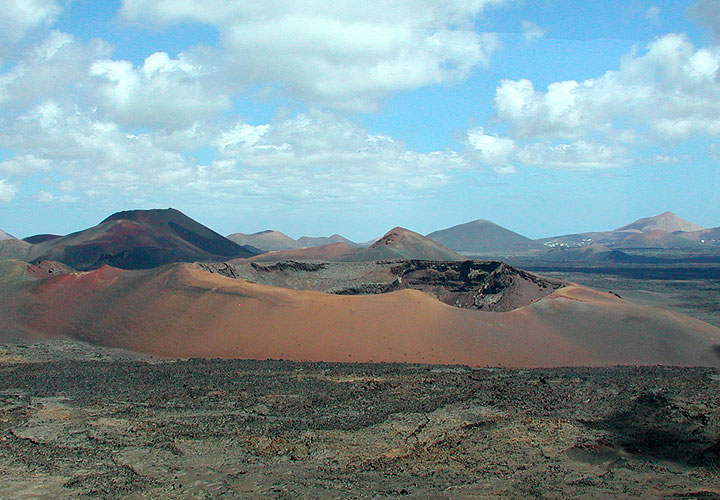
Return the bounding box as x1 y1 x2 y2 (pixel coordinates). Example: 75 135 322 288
1 341 719 499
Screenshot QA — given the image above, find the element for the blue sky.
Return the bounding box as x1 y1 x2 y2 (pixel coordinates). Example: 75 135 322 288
0 0 718 240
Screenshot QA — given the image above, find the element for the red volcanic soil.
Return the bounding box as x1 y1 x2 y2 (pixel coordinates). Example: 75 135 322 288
25 208 257 270
615 229 698 248
246 228 464 263
246 242 359 262
1 261 719 367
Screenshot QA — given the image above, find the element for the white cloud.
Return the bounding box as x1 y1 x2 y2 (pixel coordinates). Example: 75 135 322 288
213 110 469 200
0 180 18 202
0 99 472 206
0 154 52 176
0 0 60 46
521 20 545 42
494 34 720 142
466 127 516 164
493 165 517 175
691 0 720 40
0 31 112 110
120 0 505 110
89 51 232 129
646 6 660 24
34 191 77 203
517 141 628 171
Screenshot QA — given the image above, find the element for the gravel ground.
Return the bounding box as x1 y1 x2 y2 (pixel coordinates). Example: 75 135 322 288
0 341 719 499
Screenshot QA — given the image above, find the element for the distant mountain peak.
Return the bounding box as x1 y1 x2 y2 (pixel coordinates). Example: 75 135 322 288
0 229 15 241
427 219 541 254
371 227 415 247
616 211 705 233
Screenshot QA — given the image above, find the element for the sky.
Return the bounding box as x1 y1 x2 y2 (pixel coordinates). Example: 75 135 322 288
0 0 719 241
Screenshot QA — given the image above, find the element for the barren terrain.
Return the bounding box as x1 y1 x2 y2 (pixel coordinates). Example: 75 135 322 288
1 340 719 499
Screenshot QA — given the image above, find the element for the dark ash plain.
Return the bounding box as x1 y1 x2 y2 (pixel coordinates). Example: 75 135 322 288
0 340 719 499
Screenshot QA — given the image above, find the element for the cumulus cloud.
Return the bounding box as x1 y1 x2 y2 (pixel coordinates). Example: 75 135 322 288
0 154 52 176
34 191 78 203
0 0 60 46
89 51 232 129
494 34 720 141
213 110 469 200
120 0 505 110
517 141 628 171
0 180 18 202
0 99 472 206
0 32 112 110
521 20 545 42
690 0 720 40
466 127 516 165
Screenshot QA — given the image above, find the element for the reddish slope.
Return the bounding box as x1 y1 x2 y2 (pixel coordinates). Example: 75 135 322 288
248 228 464 263
25 208 258 270
1 262 719 367
226 230 301 252
297 234 358 248
616 211 705 233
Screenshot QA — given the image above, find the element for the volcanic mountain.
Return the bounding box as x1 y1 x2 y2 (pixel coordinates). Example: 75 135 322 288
1 259 719 367
23 234 62 244
0 230 32 260
615 211 705 233
539 244 664 263
226 230 301 252
679 226 720 245
21 208 259 270
248 227 464 262
539 212 709 249
427 219 543 255
297 234 359 248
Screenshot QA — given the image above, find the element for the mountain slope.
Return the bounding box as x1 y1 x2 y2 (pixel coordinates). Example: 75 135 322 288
616 211 705 233
539 212 709 249
427 219 543 254
370 227 465 261
26 208 259 270
249 227 465 262
678 227 720 245
23 234 62 244
1 261 718 367
297 234 359 247
227 230 301 252
0 229 14 241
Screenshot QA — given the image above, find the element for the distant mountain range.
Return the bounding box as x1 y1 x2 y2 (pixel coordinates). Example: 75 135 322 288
226 231 361 252
297 234 360 248
249 227 464 263
1 209 717 270
537 212 717 250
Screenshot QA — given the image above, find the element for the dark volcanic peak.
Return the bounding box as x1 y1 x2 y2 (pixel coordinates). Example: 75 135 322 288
23 234 62 244
101 207 244 257
427 219 543 255
21 208 257 270
616 211 705 233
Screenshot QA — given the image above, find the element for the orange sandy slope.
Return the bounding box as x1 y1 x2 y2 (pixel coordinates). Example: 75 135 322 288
1 261 719 367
